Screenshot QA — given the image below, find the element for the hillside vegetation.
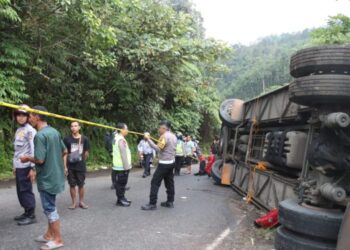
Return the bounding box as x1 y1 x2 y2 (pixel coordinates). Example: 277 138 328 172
0 0 230 176
218 30 310 100
0 0 349 178
219 14 350 100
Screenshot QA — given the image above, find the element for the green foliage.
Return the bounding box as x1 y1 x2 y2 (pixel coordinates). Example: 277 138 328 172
0 41 29 103
311 14 350 45
0 1 29 173
0 0 229 175
219 14 350 102
0 0 20 22
0 125 13 177
218 30 310 100
0 0 28 105
86 140 111 169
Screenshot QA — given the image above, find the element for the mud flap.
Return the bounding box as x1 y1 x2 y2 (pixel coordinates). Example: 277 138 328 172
221 163 233 185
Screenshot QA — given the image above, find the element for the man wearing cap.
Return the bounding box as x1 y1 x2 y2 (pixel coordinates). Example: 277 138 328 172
137 132 154 178
13 104 37 226
141 120 177 211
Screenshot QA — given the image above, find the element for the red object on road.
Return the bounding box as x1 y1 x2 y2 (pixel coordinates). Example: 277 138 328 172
205 155 216 176
254 208 279 228
198 154 206 162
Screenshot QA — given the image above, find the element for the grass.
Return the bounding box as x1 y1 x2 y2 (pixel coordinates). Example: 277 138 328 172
255 227 276 241
0 171 13 181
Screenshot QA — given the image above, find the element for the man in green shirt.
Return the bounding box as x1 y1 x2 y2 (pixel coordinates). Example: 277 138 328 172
20 106 67 250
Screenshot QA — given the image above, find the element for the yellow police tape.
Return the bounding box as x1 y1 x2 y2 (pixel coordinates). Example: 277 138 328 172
0 101 160 142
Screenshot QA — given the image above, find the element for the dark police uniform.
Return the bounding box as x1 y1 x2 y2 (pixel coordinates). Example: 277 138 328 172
13 123 36 221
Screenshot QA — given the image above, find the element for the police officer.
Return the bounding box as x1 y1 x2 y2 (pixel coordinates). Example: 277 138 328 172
112 123 132 207
174 133 185 176
138 132 154 178
13 104 37 225
141 120 177 210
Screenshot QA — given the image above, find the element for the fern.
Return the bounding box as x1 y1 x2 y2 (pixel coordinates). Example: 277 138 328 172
0 41 29 103
0 0 20 22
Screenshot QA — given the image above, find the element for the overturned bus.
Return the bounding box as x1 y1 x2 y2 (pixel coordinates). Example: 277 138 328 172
213 45 350 250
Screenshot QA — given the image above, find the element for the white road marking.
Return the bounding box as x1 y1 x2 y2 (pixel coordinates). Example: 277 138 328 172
206 215 247 250
206 228 231 250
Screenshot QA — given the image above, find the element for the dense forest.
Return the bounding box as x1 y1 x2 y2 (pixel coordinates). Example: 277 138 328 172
217 30 310 100
0 0 230 175
219 14 350 100
0 0 349 177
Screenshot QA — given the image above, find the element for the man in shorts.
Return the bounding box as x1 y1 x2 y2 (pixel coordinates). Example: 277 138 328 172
63 121 90 209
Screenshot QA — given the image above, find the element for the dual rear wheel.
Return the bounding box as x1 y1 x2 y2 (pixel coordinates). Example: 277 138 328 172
289 45 350 107
275 199 343 250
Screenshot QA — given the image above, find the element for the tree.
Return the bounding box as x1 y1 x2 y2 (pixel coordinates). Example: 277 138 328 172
218 30 310 100
311 14 350 45
0 0 28 104
0 0 230 175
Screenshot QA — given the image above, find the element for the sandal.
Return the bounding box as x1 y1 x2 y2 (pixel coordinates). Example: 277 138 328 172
68 204 77 210
40 241 63 250
79 203 89 209
35 235 52 243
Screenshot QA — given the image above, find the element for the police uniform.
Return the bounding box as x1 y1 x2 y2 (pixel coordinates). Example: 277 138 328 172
142 131 177 210
112 133 132 206
13 123 37 219
138 139 154 177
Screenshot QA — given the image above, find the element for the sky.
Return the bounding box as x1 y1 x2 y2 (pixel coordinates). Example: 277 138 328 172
192 0 350 45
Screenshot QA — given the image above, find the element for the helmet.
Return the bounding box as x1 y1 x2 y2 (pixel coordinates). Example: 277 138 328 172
14 104 30 116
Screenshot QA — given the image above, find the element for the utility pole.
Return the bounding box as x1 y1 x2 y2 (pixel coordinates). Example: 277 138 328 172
262 77 266 93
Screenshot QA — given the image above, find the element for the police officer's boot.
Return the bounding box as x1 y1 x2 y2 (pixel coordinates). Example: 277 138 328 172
14 212 27 221
116 199 131 207
141 203 157 211
160 201 174 208
17 208 36 226
122 197 132 204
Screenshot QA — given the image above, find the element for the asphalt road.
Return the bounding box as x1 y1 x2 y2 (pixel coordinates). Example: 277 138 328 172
0 166 247 250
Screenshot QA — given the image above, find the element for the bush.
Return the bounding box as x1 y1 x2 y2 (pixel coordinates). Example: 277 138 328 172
0 128 14 179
